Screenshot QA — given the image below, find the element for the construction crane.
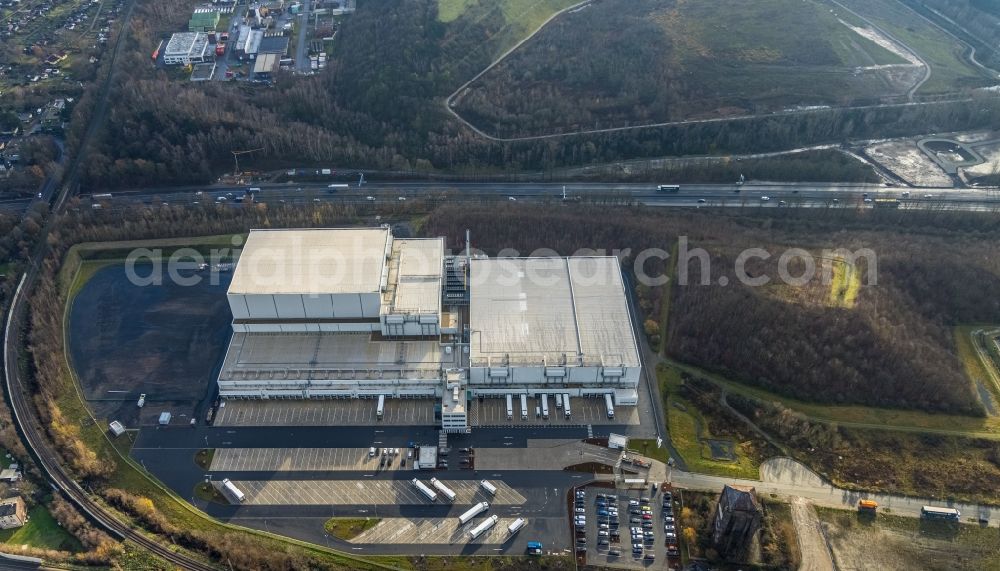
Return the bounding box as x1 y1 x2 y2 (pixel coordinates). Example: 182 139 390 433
231 148 263 177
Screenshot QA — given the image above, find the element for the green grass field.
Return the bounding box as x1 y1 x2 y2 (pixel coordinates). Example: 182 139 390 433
659 367 762 478
324 518 381 541
836 0 990 94
0 505 82 552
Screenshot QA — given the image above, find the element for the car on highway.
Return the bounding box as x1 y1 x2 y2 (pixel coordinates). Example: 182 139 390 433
863 198 873 203
760 195 770 201
366 196 375 201
697 198 707 204
901 191 911 197
398 196 406 201
508 196 517 201
923 194 934 198
778 200 787 206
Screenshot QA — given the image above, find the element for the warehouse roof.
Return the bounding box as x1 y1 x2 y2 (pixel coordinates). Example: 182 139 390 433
218 332 455 382
165 32 209 57
228 228 391 295
382 238 443 316
469 257 639 368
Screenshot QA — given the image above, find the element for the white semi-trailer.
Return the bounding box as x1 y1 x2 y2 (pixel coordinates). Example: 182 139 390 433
412 478 438 502
563 394 571 418
520 394 528 420
541 394 549 419
222 478 246 503
507 517 526 534
505 394 513 420
480 479 497 495
376 394 385 419
458 501 490 524
430 478 457 502
605 393 615 419
468 515 499 540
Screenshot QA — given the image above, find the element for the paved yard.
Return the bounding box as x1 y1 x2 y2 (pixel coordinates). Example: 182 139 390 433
469 397 638 427
211 447 393 472
474 440 623 471
225 479 526 506
350 516 522 545
214 399 436 427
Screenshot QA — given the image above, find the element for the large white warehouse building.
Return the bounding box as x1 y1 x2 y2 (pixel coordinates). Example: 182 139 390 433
216 227 641 429
467 257 640 405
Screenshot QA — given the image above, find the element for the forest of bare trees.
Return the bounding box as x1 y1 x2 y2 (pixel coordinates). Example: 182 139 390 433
72 0 1000 190
425 203 1000 414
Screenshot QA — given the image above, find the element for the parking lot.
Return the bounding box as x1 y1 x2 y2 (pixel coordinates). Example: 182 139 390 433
577 486 678 568
224 479 526 506
211 447 400 472
469 397 638 427
349 516 523 545
214 399 436 427
474 440 622 471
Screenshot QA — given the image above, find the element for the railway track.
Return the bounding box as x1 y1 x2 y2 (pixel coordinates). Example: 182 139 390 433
3 276 219 570
0 0 220 568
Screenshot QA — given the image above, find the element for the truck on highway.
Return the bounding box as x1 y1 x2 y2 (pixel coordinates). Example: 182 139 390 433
605 393 615 419
221 478 246 503
540 394 549 419
921 506 960 521
412 478 437 502
505 394 513 420
327 184 349 191
480 479 497 495
656 184 680 193
430 478 457 502
563 394 571 418
468 515 499 540
520 394 528 420
507 517 526 535
376 394 385 419
458 501 489 524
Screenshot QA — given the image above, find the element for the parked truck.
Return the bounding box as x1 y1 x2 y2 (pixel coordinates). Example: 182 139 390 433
376 394 385 419
221 478 246 503
412 478 437 502
468 515 499 540
540 394 549 419
563 394 571 418
480 479 497 495
507 517 526 534
458 501 489 524
604 393 615 419
505 394 513 420
430 478 457 502
520 394 528 420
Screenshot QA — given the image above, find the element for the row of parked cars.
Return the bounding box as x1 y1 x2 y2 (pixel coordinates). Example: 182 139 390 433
663 491 680 558
574 488 622 555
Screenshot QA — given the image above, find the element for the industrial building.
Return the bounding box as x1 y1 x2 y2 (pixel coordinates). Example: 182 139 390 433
216 227 641 431
468 257 640 404
163 32 212 65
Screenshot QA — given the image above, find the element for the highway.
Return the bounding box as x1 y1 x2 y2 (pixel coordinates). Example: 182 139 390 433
61 180 1000 213
3 179 998 214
